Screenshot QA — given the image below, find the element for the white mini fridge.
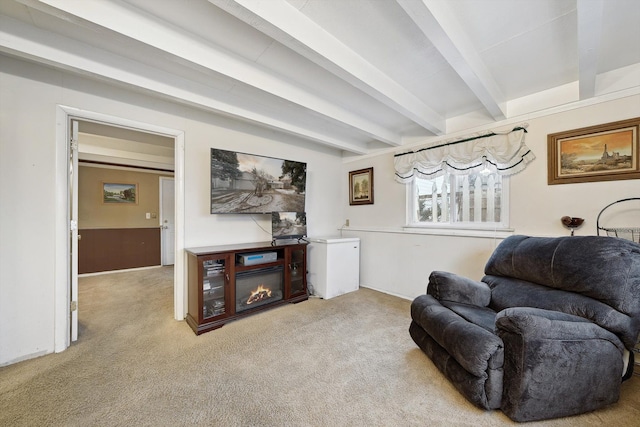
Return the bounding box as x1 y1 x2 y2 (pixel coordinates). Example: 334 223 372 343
307 237 360 299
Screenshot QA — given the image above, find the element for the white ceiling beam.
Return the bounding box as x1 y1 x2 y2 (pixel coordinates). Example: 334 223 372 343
577 0 604 100
397 0 507 121
22 0 399 147
209 0 446 136
0 15 370 155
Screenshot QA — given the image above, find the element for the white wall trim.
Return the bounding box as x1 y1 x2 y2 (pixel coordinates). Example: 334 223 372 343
78 265 163 278
343 225 513 240
359 285 412 301
54 105 186 353
54 106 71 352
173 134 187 319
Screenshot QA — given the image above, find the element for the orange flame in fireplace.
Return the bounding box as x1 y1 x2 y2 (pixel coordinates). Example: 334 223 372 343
246 284 272 305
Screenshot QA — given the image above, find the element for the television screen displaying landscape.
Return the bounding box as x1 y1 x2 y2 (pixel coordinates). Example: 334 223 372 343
272 212 307 239
211 148 307 214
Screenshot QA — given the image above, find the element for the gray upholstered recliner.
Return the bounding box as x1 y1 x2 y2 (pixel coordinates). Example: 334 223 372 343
410 235 640 422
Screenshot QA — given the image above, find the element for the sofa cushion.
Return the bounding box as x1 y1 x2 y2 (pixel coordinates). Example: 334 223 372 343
485 274 638 349
484 235 640 319
440 300 497 333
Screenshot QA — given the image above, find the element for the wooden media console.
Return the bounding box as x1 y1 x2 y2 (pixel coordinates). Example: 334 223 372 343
185 242 308 335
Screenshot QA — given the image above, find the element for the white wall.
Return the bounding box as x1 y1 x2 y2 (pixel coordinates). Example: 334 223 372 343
2 51 638 366
182 119 343 248
0 55 345 366
342 94 640 299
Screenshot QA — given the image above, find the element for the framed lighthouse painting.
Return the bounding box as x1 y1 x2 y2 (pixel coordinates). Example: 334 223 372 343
547 117 640 185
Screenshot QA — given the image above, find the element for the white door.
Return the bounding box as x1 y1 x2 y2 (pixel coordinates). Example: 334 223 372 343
70 120 79 341
160 177 175 265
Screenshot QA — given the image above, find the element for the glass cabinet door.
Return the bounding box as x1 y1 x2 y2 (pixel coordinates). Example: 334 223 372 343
289 247 306 295
202 258 226 319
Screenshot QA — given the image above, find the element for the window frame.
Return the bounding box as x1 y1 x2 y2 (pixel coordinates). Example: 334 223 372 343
405 173 512 234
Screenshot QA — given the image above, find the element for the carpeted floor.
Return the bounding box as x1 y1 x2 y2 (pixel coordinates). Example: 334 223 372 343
1 266 638 426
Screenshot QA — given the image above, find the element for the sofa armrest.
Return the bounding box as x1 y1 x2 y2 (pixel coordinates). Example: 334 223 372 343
495 307 624 422
496 307 625 350
427 271 491 307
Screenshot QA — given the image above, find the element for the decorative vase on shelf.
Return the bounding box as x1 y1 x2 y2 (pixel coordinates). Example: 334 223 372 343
561 216 584 236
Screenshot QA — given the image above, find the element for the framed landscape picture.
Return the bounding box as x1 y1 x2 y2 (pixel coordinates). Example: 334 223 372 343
349 167 374 205
547 117 640 185
103 182 138 204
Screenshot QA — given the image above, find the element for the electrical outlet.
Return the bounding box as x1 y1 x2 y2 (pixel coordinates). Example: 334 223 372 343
145 213 151 219
346 219 350 226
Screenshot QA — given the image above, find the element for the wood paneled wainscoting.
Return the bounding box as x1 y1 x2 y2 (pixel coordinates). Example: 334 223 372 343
78 228 161 274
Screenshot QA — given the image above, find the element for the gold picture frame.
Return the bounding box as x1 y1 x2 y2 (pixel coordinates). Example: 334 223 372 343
547 117 640 185
102 182 138 204
349 167 374 205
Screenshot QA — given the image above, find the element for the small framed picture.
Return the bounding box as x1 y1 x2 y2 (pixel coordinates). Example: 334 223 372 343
547 117 640 185
102 182 138 204
349 167 374 205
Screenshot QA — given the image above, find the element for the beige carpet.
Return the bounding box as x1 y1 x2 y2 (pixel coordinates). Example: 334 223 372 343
1 266 638 426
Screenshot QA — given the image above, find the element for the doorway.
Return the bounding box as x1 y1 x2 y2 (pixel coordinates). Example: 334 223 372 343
55 105 186 352
76 125 175 274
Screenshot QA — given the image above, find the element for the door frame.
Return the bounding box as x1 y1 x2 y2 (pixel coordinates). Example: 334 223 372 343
70 119 79 342
54 105 186 352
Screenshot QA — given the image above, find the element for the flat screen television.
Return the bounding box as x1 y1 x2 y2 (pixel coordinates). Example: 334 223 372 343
271 212 307 241
211 148 306 214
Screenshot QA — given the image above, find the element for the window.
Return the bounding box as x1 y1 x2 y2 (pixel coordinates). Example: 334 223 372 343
407 171 509 229
395 126 530 233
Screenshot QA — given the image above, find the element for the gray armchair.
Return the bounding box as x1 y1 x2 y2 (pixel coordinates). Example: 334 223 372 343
410 235 640 422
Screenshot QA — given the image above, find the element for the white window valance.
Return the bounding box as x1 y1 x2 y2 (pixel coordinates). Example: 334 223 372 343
394 125 535 183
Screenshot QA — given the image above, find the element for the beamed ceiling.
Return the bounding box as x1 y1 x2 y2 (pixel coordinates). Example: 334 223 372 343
1 0 639 156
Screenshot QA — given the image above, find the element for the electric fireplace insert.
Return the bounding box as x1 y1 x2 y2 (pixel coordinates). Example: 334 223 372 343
235 266 284 313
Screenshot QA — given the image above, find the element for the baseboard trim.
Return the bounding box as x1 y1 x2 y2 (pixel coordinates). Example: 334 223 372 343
359 284 413 301
78 265 164 277
0 349 50 367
